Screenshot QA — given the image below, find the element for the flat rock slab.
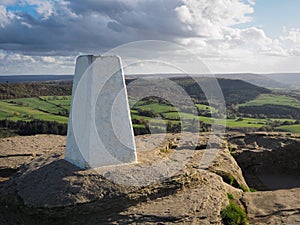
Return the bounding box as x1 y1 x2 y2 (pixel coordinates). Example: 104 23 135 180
243 188 300 225
1 153 229 224
0 135 66 171
116 171 228 225
0 133 232 225
12 133 209 207
3 132 299 224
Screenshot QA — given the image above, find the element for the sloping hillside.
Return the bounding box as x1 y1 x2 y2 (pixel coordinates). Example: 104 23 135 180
0 82 72 99
1 77 270 106
127 77 271 105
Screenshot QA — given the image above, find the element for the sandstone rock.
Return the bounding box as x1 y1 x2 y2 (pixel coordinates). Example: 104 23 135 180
229 132 300 191
209 147 249 191
118 171 228 225
242 188 300 225
0 133 232 224
228 134 246 148
0 135 66 179
1 132 299 225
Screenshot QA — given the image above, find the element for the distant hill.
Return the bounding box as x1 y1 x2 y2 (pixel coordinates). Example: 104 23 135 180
128 73 300 89
264 73 300 87
0 75 73 83
0 75 270 105
126 76 270 106
2 73 299 89
173 77 270 105
214 73 289 89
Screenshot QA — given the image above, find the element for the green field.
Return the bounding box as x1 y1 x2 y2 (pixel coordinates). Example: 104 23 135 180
4 97 68 115
239 94 300 108
163 112 198 120
196 104 216 112
131 113 154 121
40 96 71 108
162 111 295 128
134 103 176 113
275 124 300 133
0 95 299 133
0 98 69 124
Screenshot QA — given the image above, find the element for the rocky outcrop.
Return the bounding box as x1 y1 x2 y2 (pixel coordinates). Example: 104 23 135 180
229 132 300 190
0 154 230 224
0 132 299 225
242 188 300 225
0 133 236 225
208 147 249 191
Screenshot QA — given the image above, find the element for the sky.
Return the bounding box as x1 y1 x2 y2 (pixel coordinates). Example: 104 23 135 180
0 0 300 75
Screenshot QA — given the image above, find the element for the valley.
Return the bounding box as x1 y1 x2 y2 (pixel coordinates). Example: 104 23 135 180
0 76 299 137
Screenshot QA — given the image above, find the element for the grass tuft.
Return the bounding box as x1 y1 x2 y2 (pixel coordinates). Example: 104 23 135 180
221 201 248 225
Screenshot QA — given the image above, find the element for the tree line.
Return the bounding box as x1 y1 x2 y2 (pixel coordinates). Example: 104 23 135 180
0 119 67 137
0 81 72 100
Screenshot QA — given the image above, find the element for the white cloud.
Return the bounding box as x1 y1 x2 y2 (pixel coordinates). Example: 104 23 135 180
280 28 300 47
175 5 192 24
0 52 74 74
0 5 14 28
0 0 256 52
35 1 54 19
240 27 271 44
0 0 16 6
22 0 55 19
41 56 55 63
290 48 300 57
262 28 300 57
6 53 35 63
247 0 255 5
259 46 289 57
0 52 5 60
175 0 254 38
0 0 299 74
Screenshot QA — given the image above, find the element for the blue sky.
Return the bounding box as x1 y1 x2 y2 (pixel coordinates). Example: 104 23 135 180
250 0 300 38
0 0 300 74
7 4 38 17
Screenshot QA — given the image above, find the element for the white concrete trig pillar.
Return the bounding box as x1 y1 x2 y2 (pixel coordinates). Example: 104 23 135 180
65 55 137 169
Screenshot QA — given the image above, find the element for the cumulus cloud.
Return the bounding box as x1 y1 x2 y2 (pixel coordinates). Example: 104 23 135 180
277 29 300 57
0 5 14 28
0 51 5 60
280 28 300 47
0 0 16 6
0 0 299 74
175 0 254 38
0 0 256 54
41 56 55 63
0 51 74 74
247 0 255 5
26 0 55 19
240 27 270 44
291 48 300 57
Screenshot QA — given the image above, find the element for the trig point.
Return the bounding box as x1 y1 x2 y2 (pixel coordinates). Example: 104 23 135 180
65 55 137 169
